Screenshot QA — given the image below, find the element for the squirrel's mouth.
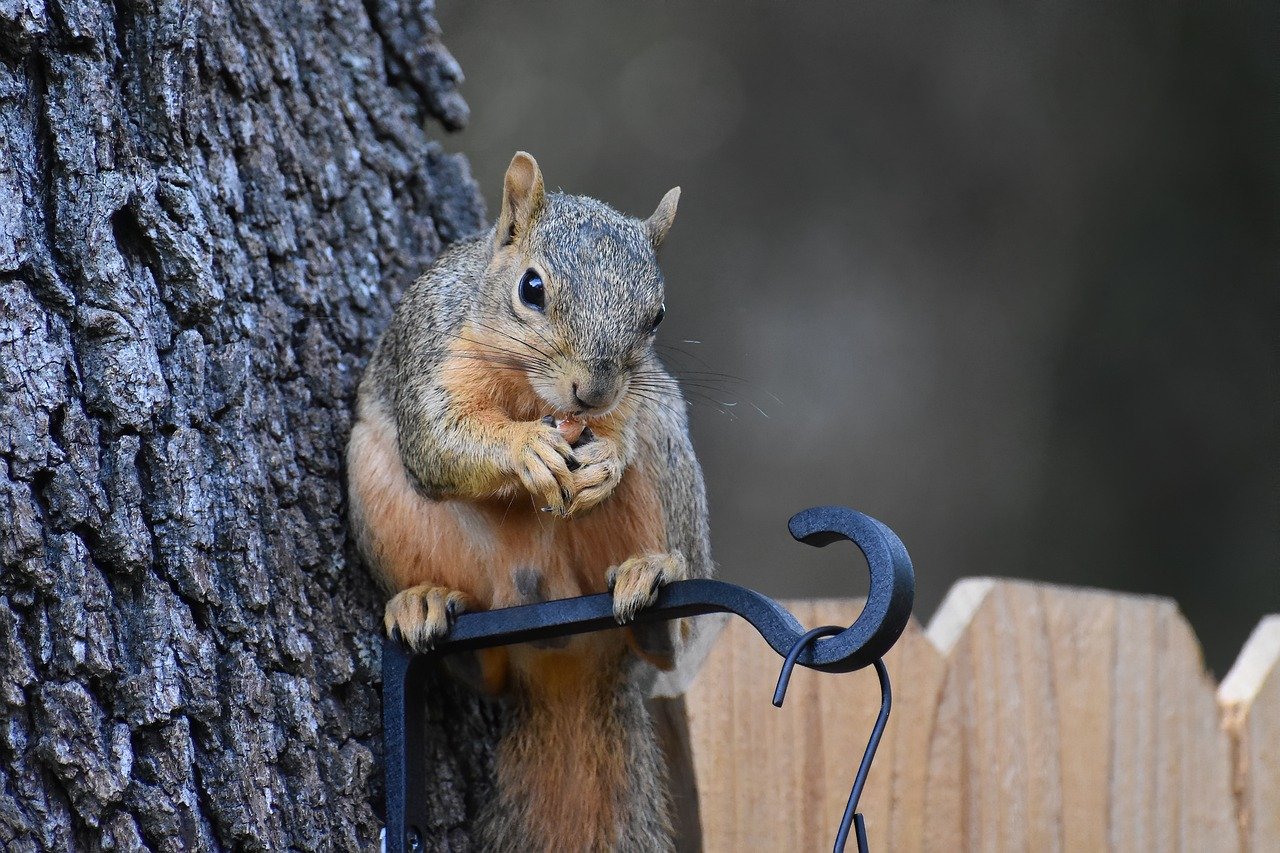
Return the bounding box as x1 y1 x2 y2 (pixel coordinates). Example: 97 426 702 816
529 375 628 423
539 412 589 445
543 405 608 424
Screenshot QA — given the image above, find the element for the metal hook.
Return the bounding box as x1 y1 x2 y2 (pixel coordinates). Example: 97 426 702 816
773 628 894 853
382 505 915 853
772 625 845 707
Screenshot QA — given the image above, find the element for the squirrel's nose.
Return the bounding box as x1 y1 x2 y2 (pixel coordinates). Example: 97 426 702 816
571 382 612 411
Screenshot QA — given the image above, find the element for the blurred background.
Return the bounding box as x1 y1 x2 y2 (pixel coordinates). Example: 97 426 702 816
437 0 1277 673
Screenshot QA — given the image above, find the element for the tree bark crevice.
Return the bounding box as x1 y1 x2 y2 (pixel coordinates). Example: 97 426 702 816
2 1 496 849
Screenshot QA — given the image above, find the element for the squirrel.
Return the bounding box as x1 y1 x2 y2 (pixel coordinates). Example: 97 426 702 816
346 152 712 851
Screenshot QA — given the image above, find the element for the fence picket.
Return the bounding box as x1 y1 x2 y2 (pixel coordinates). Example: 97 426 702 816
1220 616 1280 852
686 580 1272 851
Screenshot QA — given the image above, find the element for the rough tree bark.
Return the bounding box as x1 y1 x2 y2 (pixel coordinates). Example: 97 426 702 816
0 0 502 848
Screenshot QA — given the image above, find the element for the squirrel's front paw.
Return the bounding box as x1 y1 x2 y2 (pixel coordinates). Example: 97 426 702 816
607 552 688 624
385 585 474 651
565 437 624 517
509 421 578 515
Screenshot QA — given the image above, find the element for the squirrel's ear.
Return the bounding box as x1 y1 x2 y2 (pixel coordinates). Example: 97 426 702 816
645 187 680 249
497 152 546 247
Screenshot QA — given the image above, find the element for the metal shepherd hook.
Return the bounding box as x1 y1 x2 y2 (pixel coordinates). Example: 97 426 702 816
382 505 915 853
770 506 911 853
773 629 893 853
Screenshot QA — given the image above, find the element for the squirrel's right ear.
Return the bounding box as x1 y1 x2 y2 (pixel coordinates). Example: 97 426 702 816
497 152 546 247
645 187 680 249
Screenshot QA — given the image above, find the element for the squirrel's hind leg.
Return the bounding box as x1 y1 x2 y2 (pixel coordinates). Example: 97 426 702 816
608 552 691 670
625 618 692 672
443 647 511 696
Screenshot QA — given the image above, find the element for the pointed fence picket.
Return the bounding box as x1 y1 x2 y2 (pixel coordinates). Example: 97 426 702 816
685 580 1278 852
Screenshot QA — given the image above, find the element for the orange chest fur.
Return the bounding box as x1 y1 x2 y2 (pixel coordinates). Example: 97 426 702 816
348 398 665 609
441 466 665 608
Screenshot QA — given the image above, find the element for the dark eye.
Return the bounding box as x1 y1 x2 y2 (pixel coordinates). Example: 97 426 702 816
651 303 666 331
518 269 545 311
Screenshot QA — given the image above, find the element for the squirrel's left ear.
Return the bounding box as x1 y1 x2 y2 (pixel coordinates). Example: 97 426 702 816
645 187 680 249
497 151 546 247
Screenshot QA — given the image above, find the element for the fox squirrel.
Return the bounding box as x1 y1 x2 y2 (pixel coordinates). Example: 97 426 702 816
346 152 712 850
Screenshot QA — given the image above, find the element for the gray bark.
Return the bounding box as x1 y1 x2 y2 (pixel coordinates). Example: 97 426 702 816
0 0 501 848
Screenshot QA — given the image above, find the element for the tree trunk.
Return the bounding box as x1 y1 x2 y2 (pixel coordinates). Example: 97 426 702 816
0 0 500 848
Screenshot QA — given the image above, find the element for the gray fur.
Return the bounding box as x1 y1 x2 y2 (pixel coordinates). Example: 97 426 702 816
531 193 666 365
361 191 674 499
355 163 713 851
359 236 489 497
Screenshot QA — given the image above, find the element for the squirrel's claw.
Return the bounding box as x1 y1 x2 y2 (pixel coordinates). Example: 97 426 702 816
607 552 688 624
513 421 577 516
565 437 623 517
385 585 473 652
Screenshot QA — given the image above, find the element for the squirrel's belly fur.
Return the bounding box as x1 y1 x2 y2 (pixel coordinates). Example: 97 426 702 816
348 393 665 606
348 393 673 850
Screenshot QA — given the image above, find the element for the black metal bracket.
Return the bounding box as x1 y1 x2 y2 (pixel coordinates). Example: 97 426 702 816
382 505 915 852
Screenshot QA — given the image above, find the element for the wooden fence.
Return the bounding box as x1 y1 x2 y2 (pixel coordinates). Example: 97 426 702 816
684 579 1278 852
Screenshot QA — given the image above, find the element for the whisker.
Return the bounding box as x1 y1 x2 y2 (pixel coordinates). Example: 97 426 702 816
631 378 731 396
440 354 554 377
624 384 742 420
454 326 555 365
448 334 558 376
655 343 718 371
507 315 569 361
466 316 564 364
471 289 570 361
449 354 550 378
630 375 773 418
667 369 754 383
626 381 685 397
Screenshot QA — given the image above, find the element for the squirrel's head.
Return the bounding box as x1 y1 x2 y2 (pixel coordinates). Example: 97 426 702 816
477 152 680 419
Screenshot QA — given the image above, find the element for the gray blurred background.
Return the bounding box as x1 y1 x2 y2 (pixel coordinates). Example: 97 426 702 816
436 0 1277 673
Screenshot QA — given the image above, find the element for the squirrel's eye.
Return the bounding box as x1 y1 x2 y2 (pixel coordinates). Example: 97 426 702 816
519 269 545 311
651 303 666 331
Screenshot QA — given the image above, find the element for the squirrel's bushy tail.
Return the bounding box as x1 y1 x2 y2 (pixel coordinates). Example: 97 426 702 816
478 637 672 852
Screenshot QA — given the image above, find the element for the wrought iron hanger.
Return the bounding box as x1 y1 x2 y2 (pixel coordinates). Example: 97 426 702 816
382 505 915 853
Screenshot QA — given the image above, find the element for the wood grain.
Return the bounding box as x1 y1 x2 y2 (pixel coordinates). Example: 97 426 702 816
1220 615 1280 852
686 600 946 852
687 581 1274 852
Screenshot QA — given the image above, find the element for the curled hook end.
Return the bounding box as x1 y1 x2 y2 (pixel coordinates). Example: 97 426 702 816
782 506 916 673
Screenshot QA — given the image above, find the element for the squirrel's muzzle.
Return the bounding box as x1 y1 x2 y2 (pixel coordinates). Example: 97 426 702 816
570 360 624 413
571 380 616 412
